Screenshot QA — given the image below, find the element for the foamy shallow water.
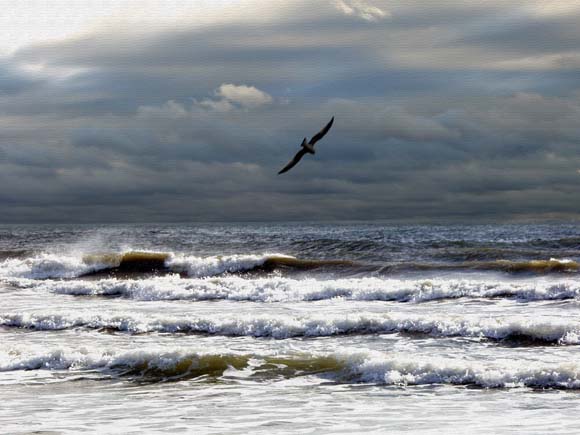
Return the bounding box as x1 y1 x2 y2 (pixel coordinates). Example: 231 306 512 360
2 223 580 433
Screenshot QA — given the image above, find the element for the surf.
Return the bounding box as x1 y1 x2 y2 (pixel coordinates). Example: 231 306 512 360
3 310 580 345
0 251 296 279
3 346 580 389
18 275 580 303
2 250 579 282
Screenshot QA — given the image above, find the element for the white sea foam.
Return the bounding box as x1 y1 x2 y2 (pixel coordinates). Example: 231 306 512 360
25 275 580 303
165 253 291 277
341 351 580 388
0 253 106 279
2 310 579 343
2 346 580 389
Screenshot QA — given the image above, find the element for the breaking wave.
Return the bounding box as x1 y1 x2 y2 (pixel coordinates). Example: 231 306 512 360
2 249 579 283
28 275 580 303
0 251 295 280
2 311 580 344
2 347 580 388
1 249 579 283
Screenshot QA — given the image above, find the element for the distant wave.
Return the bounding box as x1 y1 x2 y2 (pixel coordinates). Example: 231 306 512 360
529 237 580 249
1 250 578 281
283 237 580 263
2 347 580 388
381 258 579 274
2 311 580 344
0 249 33 261
25 275 580 303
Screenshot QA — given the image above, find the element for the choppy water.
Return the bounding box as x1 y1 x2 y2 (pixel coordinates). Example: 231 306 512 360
2 223 580 433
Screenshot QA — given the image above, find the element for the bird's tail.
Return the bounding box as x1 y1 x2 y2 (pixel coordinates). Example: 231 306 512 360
301 137 307 146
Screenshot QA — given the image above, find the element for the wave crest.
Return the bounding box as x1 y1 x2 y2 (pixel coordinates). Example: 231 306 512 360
2 311 580 344
21 275 580 303
3 347 580 388
1 249 579 281
0 251 293 279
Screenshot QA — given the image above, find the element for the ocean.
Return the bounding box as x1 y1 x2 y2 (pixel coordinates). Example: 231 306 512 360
2 222 580 434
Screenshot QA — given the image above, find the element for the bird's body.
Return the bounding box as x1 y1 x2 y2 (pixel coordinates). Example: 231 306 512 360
301 138 315 154
278 117 334 174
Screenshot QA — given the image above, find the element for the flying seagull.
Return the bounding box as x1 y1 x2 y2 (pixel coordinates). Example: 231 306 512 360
278 117 334 174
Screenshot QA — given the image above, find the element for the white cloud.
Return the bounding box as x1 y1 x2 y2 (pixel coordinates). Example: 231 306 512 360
334 0 390 21
136 84 272 117
215 83 273 108
197 83 273 112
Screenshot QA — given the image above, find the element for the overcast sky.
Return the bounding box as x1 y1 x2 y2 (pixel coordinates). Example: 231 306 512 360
2 0 580 222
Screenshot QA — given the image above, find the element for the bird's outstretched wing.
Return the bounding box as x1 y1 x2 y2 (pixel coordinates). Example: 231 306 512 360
278 148 308 174
309 116 334 145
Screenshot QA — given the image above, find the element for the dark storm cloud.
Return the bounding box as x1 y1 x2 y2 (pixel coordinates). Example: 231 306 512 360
459 12 580 55
0 61 46 96
1 0 580 222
